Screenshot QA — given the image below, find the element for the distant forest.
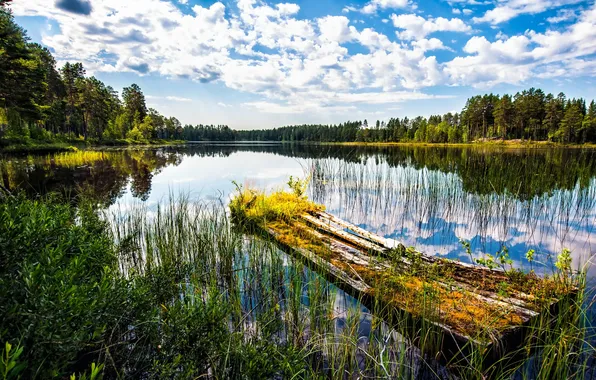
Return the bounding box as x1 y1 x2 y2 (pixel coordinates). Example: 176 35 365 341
183 90 596 144
1 1 595 146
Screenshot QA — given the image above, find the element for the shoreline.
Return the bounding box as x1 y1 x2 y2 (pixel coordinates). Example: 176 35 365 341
188 140 596 149
0 139 186 154
319 140 596 149
3 139 596 154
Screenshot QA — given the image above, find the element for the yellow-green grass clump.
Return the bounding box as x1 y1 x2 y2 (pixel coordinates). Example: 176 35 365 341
230 178 324 227
46 150 109 168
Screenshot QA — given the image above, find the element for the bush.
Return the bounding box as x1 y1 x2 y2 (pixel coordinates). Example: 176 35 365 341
126 127 146 143
0 197 127 377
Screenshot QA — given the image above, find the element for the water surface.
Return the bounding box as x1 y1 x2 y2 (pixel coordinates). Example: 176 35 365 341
2 143 594 276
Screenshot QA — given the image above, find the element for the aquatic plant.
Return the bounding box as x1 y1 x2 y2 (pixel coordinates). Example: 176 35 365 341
0 180 593 379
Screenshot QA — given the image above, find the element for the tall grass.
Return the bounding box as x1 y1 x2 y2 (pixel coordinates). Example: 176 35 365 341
0 186 594 378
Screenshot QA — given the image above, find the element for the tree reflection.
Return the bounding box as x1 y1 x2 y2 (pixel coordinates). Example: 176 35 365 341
1 144 595 205
0 148 182 204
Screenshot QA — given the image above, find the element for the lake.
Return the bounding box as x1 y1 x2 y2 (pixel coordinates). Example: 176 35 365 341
2 143 595 277
2 142 595 376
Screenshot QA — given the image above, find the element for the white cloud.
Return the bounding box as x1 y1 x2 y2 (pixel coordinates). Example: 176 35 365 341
217 102 232 107
445 4 596 86
463 8 473 15
547 8 580 23
244 91 452 114
452 8 462 14
412 37 450 51
474 0 583 24
9 0 595 117
360 0 411 14
317 16 355 43
391 13 471 40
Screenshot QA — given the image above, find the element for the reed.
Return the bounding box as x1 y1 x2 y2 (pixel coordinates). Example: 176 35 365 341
0 183 593 379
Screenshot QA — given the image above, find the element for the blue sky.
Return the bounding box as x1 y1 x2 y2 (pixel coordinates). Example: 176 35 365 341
11 0 596 129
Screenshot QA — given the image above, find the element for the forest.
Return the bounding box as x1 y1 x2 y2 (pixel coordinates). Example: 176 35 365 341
181 92 596 144
0 1 182 150
2 0 596 148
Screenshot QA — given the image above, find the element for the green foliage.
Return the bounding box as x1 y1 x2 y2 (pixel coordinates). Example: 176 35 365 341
463 242 515 272
287 175 309 197
555 248 572 273
138 115 155 139
0 197 125 377
126 126 145 142
475 253 498 270
70 363 104 380
0 342 26 380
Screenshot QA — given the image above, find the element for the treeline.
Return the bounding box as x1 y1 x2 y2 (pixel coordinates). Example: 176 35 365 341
179 122 362 142
0 2 182 144
183 91 595 144
180 125 235 141
3 1 596 146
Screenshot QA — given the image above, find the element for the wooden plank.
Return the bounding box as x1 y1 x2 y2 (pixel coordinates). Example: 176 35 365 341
304 213 541 316
265 226 371 294
298 218 540 325
301 213 387 256
316 211 401 250
241 206 574 366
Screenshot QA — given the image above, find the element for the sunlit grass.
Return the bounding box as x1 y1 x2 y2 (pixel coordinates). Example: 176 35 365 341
46 150 110 168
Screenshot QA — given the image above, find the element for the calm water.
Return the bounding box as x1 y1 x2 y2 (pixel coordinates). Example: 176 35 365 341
2 143 595 277
2 143 595 375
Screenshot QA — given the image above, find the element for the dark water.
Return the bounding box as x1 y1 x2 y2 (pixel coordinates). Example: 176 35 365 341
2 143 595 277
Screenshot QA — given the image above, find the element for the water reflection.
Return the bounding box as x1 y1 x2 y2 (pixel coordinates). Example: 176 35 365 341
1 143 595 274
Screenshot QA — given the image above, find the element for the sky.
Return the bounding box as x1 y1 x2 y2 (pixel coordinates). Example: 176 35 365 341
10 0 596 129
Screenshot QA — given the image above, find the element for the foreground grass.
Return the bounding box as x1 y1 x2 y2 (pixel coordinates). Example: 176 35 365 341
0 194 310 379
0 188 594 379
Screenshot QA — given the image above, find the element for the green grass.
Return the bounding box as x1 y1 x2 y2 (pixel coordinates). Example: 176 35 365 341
0 141 78 154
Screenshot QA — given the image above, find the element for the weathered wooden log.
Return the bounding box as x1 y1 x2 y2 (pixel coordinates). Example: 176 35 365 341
301 213 387 256
237 203 575 370
308 211 543 305
316 211 403 250
264 226 371 294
